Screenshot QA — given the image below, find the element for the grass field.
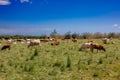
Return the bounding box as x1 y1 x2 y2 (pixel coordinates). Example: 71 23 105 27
0 39 120 80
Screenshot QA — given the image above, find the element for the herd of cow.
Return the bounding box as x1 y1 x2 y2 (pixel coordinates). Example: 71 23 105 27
0 37 114 53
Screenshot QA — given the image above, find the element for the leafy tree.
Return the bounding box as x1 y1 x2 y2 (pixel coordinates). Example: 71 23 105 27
108 32 116 38
81 32 92 39
64 31 71 39
93 32 103 39
50 29 58 38
72 32 79 39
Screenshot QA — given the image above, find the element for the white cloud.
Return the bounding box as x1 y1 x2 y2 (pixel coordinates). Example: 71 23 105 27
0 0 32 5
0 0 11 5
20 0 32 4
113 24 120 30
20 0 29 3
113 24 118 27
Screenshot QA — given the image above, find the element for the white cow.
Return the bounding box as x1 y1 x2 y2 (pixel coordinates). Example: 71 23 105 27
102 38 114 44
27 39 41 48
79 41 93 51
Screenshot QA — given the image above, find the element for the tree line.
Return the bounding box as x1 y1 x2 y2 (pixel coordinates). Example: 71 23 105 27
0 30 120 39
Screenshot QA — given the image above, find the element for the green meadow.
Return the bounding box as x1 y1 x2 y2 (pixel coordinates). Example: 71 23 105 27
0 39 120 80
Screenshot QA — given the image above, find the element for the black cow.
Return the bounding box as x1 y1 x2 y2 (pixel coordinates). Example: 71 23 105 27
1 45 11 50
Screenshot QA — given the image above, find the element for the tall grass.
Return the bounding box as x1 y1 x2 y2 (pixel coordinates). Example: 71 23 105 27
0 39 120 80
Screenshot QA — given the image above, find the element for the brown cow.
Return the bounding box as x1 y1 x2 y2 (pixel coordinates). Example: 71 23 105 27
1 44 11 50
90 43 106 52
51 39 60 46
72 38 77 42
44 39 49 42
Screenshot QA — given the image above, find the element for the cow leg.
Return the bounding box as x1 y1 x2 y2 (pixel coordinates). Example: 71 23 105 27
97 49 98 52
90 47 93 52
8 47 10 50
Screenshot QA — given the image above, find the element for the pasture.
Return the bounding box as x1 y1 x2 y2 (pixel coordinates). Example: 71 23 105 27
0 39 120 80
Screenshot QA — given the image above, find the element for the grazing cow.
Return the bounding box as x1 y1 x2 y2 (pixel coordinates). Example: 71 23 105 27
40 39 49 43
7 39 13 45
102 38 110 44
8 39 12 42
102 38 115 44
72 38 77 42
44 39 49 42
90 43 106 52
27 39 41 48
43 36 50 42
6 39 17 45
1 44 11 50
79 41 93 51
51 39 60 46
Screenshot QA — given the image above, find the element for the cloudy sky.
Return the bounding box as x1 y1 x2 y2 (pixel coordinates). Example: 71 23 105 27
0 0 120 35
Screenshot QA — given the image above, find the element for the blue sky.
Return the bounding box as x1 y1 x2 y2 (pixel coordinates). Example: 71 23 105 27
0 0 120 35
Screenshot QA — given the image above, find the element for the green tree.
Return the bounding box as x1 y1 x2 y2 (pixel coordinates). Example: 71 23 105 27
81 32 92 39
50 29 58 38
64 31 71 39
72 32 79 39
